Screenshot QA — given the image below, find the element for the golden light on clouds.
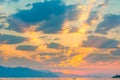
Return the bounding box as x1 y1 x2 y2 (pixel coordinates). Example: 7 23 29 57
0 0 120 74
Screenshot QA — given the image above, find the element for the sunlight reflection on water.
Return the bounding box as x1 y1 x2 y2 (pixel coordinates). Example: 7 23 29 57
0 78 120 80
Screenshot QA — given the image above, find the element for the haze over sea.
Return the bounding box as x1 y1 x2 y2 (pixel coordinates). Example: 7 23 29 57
0 78 120 80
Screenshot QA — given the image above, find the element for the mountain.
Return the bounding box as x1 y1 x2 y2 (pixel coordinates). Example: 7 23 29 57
112 75 120 78
0 65 58 78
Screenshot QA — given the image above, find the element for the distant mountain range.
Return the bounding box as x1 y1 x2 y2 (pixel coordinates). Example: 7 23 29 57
0 65 118 78
0 65 58 78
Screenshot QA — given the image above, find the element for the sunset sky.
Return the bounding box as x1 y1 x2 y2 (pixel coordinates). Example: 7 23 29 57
0 0 120 77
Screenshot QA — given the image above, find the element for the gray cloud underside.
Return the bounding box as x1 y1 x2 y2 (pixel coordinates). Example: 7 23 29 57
84 53 120 63
16 45 37 51
111 49 120 56
47 42 69 49
81 36 119 48
0 34 26 44
95 14 120 34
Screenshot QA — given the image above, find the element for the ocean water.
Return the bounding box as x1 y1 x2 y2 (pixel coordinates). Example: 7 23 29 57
0 78 120 80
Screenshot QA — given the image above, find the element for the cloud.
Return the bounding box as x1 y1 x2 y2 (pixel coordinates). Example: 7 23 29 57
111 49 120 56
38 52 66 64
0 0 19 3
49 54 67 64
0 13 9 29
0 44 37 61
47 42 68 49
96 0 109 8
16 45 37 51
6 18 28 32
84 53 120 63
0 34 26 44
95 14 120 34
0 58 40 68
36 15 65 33
10 0 78 33
81 36 119 48
13 0 66 23
86 11 98 25
40 52 78 65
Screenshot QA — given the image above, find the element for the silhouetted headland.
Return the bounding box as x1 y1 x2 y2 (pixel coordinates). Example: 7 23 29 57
112 75 120 78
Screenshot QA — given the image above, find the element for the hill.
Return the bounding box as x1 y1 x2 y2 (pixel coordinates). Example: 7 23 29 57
0 65 58 78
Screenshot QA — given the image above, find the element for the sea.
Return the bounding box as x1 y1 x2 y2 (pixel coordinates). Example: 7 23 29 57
0 78 120 80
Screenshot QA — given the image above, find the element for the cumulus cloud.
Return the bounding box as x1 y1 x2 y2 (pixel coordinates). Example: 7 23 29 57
95 14 120 34
84 53 120 63
10 0 78 33
6 18 28 32
0 34 26 44
81 36 119 48
16 45 37 51
47 42 68 49
36 15 65 33
111 49 120 56
13 0 66 23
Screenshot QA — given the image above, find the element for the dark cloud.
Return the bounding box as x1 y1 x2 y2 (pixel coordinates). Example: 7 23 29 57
111 49 120 56
47 42 69 50
0 34 26 44
16 45 37 51
47 42 61 49
84 53 119 63
6 18 28 32
95 14 120 34
40 52 60 56
81 36 119 48
36 15 65 33
11 0 78 33
86 11 98 25
13 0 66 23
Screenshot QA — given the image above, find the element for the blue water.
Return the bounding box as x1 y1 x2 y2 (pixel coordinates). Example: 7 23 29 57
0 78 119 80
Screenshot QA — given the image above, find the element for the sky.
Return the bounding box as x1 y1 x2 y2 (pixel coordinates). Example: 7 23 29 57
0 0 120 77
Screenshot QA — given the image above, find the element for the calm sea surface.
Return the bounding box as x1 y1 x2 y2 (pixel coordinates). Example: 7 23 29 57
0 78 120 80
